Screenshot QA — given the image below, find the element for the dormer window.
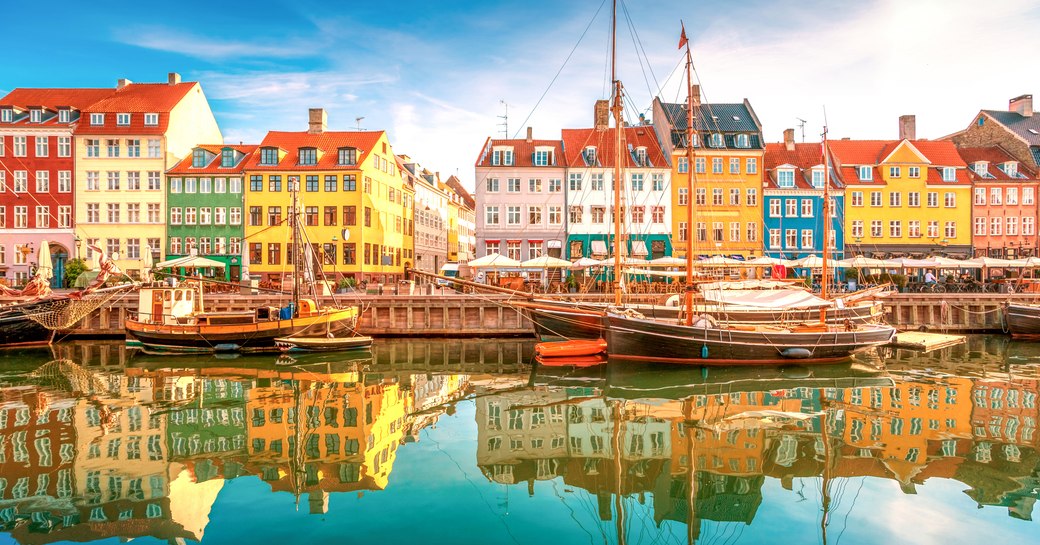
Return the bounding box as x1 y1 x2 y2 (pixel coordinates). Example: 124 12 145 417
710 133 724 147
973 161 993 178
0 109 11 123
583 146 597 165
1002 161 1019 178
942 167 956 182
298 147 317 166
116 113 130 126
221 148 236 168
30 109 42 123
858 166 873 181
533 147 553 166
777 168 795 188
144 113 158 126
338 147 357 165
58 109 70 123
90 113 104 125
735 134 749 148
811 168 825 188
491 148 513 166
634 146 648 167
260 147 279 166
192 148 208 168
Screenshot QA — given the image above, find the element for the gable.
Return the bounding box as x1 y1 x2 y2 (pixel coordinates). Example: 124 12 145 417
881 141 929 165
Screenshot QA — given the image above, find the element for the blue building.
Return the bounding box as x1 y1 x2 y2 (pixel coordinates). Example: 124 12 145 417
763 131 844 277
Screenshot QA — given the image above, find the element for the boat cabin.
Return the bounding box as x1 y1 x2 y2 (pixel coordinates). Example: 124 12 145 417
135 285 320 326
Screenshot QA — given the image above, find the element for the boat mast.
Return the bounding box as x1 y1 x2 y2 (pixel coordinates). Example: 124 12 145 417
291 175 302 313
821 125 831 301
682 25 696 326
610 0 624 307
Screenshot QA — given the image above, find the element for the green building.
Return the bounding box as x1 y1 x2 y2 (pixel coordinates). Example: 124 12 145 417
165 144 255 281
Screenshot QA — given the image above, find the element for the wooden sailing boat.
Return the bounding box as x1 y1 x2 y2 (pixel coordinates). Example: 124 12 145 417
125 177 361 353
601 33 895 364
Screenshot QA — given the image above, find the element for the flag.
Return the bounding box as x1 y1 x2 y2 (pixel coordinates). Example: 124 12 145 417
678 23 688 50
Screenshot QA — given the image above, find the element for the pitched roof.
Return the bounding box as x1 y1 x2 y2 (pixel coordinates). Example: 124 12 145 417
75 82 200 136
475 138 565 167
982 110 1040 146
0 88 114 128
956 146 1038 181
167 144 258 175
659 100 763 150
763 142 841 190
560 126 668 168
245 130 384 171
828 139 970 185
444 175 475 209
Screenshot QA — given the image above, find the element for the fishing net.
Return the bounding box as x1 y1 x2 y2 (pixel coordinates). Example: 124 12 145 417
27 359 109 395
18 287 132 330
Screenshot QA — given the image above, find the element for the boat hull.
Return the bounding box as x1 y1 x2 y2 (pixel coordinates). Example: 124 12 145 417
1006 303 1040 338
125 307 359 353
275 335 374 352
527 300 884 341
0 300 56 348
604 313 896 365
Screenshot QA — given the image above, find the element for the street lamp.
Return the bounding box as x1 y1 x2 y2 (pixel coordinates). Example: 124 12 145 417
332 235 339 281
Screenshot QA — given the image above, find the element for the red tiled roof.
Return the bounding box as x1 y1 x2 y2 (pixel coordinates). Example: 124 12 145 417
475 137 565 167
75 82 199 136
0 88 114 128
763 142 841 190
957 146 1039 181
167 144 258 175
560 126 667 168
245 130 384 171
830 139 971 185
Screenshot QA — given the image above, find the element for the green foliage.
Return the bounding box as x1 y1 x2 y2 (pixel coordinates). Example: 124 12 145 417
63 258 88 288
338 277 357 289
844 268 859 281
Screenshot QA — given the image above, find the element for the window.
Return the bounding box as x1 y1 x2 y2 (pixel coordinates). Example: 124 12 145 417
851 220 863 238
746 158 757 174
215 177 227 193
569 206 583 223
695 157 706 173
974 217 986 236
677 157 688 173
124 139 140 157
785 229 797 248
651 173 664 191
990 187 1002 205
908 191 920 207
85 138 99 157
908 220 921 237
528 178 542 192
746 188 757 206
115 112 130 126
851 191 863 206
144 112 158 126
147 139 161 158
944 192 956 208
944 221 956 239
714 222 725 242
747 221 758 242
304 206 318 226
106 203 120 223
696 222 706 241
711 133 724 147
1007 187 1019 205
338 147 357 165
200 207 212 225
485 206 499 225
305 175 319 192
492 149 513 166
870 191 882 207
125 171 140 191
1025 187 1035 205
631 206 645 223
298 148 317 165
35 206 49 228
990 217 1002 236
268 175 282 192
268 206 282 226
769 200 781 217
801 229 813 249
13 136 26 157
106 139 120 157
58 136 71 157
528 205 542 225
927 192 938 207
870 220 882 238
769 229 781 248
729 188 740 205
712 157 723 174
858 166 872 181
801 199 813 217
148 203 160 223
1007 216 1018 236
630 173 644 191
889 220 902 238
260 147 279 165
695 187 705 205
583 146 596 165
735 134 749 148
785 199 797 216
86 203 99 223
927 220 939 238
729 157 740 174
507 206 520 225
192 148 207 167
184 207 197 224
342 206 356 226
35 171 49 193
127 203 140 223
1024 217 1035 236
777 169 794 188
591 206 605 223
713 188 724 206
13 171 26 192
533 149 550 166
730 222 741 242
507 178 520 192
90 113 104 125
342 174 357 191
942 167 956 181
909 166 920 178
0 109 9 122
889 192 901 207
59 206 72 228
34 136 48 157
548 206 562 225
651 206 664 223
106 171 120 191
889 166 901 178
268 243 281 265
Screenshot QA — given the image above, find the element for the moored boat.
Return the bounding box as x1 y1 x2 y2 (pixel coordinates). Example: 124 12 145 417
1005 302 1040 339
275 334 373 352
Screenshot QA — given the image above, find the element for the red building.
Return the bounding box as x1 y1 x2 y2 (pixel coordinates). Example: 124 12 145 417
0 88 112 287
959 146 1040 258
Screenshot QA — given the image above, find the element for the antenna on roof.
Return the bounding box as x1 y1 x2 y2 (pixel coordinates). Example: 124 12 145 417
498 100 509 138
796 118 807 142
355 116 365 131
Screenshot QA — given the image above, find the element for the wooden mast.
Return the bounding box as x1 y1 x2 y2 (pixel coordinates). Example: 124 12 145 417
682 27 696 326
610 0 624 307
291 175 302 314
821 125 832 302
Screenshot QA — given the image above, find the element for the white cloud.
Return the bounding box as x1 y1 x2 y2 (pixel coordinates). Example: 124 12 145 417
113 26 322 61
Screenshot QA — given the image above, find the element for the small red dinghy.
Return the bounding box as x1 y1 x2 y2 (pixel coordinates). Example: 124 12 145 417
536 354 607 368
535 338 607 358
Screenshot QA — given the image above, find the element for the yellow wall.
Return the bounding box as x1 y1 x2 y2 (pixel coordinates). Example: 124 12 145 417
845 144 971 248
671 149 764 257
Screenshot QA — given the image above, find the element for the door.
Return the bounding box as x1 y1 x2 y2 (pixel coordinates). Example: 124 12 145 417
230 265 241 282
51 253 67 288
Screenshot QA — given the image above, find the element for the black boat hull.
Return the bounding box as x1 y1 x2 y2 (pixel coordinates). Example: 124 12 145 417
604 313 895 365
0 300 55 348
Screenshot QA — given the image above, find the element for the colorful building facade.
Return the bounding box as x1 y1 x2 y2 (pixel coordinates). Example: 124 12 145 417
73 73 222 278
243 109 413 284
165 145 255 280
958 147 1040 258
651 93 764 259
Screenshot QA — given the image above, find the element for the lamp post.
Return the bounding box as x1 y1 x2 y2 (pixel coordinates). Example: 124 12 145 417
332 235 339 282
74 235 81 260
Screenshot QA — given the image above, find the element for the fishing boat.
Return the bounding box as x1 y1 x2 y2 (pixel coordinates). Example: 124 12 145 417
275 334 373 352
125 178 361 354
597 26 895 364
1005 302 1040 338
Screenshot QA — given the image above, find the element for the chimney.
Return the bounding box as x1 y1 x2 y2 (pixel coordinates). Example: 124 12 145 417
1010 94 1033 117
690 84 702 110
167 72 181 85
898 114 916 140
526 126 533 143
594 100 609 131
783 128 795 151
308 108 327 134
116 78 133 89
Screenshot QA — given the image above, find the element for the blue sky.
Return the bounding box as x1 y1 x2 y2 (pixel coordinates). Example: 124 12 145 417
2 0 1038 190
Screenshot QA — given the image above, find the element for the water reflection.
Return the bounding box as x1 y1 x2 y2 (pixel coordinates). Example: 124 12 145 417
0 337 1036 544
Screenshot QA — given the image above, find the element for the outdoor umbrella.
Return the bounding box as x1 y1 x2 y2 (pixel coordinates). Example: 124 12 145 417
467 253 521 268
520 254 573 268
36 240 53 285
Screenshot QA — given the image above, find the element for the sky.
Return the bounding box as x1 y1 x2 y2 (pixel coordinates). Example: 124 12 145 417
2 0 1038 191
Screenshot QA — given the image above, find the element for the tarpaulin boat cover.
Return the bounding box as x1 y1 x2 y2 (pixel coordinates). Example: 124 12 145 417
700 289 831 309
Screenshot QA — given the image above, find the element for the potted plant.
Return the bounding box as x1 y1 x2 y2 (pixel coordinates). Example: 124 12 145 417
337 277 356 293
566 275 579 293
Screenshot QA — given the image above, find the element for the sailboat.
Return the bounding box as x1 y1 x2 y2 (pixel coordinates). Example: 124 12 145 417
599 27 894 364
125 177 361 353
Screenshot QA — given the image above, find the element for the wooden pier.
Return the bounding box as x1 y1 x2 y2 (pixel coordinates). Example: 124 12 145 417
5 290 1036 339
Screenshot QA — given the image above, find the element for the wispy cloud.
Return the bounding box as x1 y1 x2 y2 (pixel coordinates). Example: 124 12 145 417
113 26 322 60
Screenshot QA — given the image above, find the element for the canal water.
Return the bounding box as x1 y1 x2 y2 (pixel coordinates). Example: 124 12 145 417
0 336 1037 545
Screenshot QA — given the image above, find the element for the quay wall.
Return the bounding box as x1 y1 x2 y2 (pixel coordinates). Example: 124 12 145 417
4 292 1034 338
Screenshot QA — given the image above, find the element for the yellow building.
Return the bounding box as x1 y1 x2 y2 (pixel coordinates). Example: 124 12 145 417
652 93 765 258
831 138 973 258
74 73 222 276
243 109 413 284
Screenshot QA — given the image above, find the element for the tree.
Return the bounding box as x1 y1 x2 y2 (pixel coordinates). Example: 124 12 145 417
64 258 88 288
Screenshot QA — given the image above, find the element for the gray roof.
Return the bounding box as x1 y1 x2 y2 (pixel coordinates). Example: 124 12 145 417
661 102 761 133
983 110 1040 145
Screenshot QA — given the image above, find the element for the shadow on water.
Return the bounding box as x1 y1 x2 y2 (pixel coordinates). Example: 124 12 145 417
0 336 1037 544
